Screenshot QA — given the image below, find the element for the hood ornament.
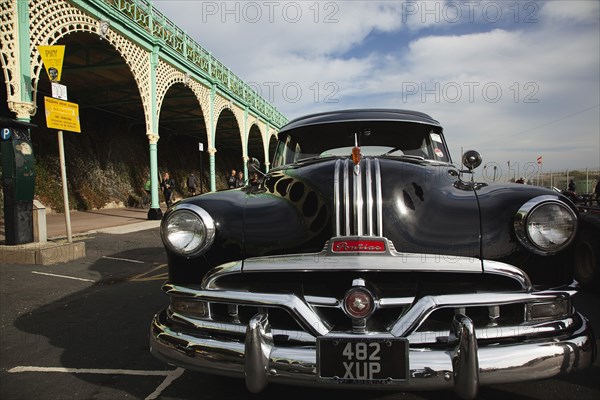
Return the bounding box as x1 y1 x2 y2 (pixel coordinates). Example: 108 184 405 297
352 134 362 175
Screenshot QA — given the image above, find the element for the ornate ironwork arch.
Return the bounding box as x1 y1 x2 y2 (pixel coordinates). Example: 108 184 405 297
155 59 210 147
26 0 153 133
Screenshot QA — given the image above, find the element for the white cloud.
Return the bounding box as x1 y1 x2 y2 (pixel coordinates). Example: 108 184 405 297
153 0 599 172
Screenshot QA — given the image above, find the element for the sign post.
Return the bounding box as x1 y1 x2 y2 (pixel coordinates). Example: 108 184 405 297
57 130 72 242
43 96 80 243
199 142 204 194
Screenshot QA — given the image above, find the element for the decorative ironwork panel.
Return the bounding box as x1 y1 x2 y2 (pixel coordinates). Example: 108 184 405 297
27 0 153 132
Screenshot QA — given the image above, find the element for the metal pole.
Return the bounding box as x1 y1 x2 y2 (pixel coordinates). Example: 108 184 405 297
57 130 72 242
199 142 204 194
586 168 589 193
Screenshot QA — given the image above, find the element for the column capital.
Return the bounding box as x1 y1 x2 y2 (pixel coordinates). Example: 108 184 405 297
146 133 159 144
207 147 217 155
8 101 36 119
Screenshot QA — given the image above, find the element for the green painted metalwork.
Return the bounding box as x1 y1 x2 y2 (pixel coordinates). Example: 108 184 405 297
90 0 287 128
17 0 32 113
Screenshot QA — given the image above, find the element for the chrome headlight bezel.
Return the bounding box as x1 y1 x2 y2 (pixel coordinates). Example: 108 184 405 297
514 195 577 256
160 203 216 257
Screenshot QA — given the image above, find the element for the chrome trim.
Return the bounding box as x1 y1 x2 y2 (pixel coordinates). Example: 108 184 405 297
304 295 339 307
163 283 331 336
378 297 415 308
169 309 580 346
334 159 341 236
482 260 531 290
390 292 574 337
202 261 243 289
452 315 479 400
334 158 384 237
245 313 273 393
171 310 317 343
366 159 374 236
240 246 483 274
513 195 578 256
407 316 578 344
374 159 383 237
344 159 350 235
160 203 216 257
151 310 595 393
354 158 364 235
163 283 576 340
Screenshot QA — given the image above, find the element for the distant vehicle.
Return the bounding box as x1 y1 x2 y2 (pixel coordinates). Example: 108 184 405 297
150 109 595 399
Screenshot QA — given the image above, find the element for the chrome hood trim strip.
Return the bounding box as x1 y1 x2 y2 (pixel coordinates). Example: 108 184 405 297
334 158 383 237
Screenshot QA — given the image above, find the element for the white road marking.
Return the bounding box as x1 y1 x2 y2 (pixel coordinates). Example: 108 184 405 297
102 255 145 264
31 271 95 283
145 368 185 400
8 366 185 400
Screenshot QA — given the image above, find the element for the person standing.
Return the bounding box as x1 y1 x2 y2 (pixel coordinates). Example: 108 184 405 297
227 169 237 189
187 173 198 196
249 172 261 187
568 179 576 193
235 171 245 188
161 172 175 207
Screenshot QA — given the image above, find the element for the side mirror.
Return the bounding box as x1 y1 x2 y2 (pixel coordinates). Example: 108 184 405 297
462 150 482 171
247 157 261 173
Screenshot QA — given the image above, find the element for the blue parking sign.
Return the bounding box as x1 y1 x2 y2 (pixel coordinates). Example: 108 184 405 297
1 127 12 140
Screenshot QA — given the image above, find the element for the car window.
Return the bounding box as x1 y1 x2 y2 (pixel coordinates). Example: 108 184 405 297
271 121 449 168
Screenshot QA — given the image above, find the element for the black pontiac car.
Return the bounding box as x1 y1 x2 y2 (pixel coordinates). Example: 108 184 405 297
150 109 595 399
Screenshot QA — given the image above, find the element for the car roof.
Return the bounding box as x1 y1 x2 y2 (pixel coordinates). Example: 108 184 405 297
279 109 442 136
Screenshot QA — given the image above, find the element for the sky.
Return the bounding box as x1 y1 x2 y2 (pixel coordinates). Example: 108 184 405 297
152 0 600 177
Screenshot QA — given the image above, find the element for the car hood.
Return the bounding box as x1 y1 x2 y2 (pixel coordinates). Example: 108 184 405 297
243 157 481 260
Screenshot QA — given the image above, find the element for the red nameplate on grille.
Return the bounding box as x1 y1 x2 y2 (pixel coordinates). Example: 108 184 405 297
331 240 386 253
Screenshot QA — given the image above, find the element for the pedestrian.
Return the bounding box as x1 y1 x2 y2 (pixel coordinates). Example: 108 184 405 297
227 169 237 189
187 173 197 196
249 172 261 187
142 176 152 207
568 179 576 193
235 171 245 188
161 172 175 207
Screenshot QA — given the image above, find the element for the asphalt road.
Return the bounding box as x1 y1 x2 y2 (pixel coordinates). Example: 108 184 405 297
1 227 599 400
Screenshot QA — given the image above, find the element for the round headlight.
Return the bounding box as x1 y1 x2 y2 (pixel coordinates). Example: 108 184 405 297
161 204 215 256
514 196 577 255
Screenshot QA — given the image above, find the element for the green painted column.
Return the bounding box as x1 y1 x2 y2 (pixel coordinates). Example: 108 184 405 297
209 86 216 192
243 107 248 179
147 46 162 220
17 0 32 114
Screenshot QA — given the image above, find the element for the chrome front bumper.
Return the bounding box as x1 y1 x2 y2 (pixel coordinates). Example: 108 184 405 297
150 307 595 399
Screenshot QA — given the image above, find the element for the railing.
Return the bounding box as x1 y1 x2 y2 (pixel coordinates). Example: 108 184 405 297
97 0 287 127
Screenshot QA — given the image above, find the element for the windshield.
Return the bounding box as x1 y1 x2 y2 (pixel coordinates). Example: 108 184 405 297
272 121 450 168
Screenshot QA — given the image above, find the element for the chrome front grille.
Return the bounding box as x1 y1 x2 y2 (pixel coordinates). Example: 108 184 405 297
334 158 383 236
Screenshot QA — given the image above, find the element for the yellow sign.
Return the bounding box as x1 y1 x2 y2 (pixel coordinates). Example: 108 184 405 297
38 45 65 82
44 97 81 133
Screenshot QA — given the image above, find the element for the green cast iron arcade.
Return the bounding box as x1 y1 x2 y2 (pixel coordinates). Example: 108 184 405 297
1 0 287 221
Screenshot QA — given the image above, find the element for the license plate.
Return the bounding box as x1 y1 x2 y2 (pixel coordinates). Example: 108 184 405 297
317 336 408 384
